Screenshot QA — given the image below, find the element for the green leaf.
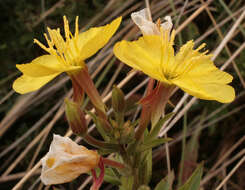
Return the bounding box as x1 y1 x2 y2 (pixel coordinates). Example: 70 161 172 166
120 176 134 190
178 163 203 190
154 171 174 190
139 148 152 184
145 112 174 143
140 138 172 152
145 149 152 184
104 168 121 185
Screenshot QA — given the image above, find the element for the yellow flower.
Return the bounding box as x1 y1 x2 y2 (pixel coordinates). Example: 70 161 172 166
114 12 234 103
41 134 100 185
13 16 121 94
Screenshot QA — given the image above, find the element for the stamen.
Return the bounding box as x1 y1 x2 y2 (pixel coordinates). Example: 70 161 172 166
45 29 55 48
160 28 165 74
63 16 70 43
179 58 196 76
156 18 161 30
196 43 206 52
33 39 50 53
170 30 175 46
33 16 81 67
73 37 80 58
75 16 79 37
52 29 66 53
167 40 197 80
163 30 170 75
68 34 80 65
202 50 209 55
45 29 69 65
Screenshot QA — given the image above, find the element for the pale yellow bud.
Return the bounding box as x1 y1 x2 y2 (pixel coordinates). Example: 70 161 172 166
41 134 100 185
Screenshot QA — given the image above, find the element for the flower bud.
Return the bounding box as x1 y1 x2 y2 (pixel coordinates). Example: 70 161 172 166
41 134 100 185
65 98 87 136
120 121 135 144
112 86 125 114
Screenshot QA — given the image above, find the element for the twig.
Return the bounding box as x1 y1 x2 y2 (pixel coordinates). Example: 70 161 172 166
0 170 41 183
201 0 245 87
12 161 42 190
212 9 245 60
215 156 245 190
0 90 14 105
176 0 213 34
33 0 65 28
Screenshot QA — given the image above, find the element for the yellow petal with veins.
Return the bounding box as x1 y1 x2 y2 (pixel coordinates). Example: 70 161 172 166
13 73 60 94
172 70 235 103
114 35 169 83
78 17 122 60
16 55 82 77
186 58 233 84
171 42 235 102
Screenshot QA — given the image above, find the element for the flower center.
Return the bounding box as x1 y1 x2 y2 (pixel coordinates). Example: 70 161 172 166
159 30 208 82
46 157 56 168
159 29 178 82
34 16 81 67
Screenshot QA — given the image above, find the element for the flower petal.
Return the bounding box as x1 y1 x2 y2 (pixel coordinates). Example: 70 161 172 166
12 73 60 94
187 59 233 84
131 8 158 35
78 17 122 60
131 8 173 35
16 55 82 77
172 41 235 103
172 74 235 103
114 35 168 82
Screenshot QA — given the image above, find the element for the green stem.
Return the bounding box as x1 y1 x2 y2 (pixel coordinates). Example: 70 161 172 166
132 167 139 190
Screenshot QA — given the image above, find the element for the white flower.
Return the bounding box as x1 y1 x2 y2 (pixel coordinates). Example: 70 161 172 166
41 134 100 185
131 8 173 35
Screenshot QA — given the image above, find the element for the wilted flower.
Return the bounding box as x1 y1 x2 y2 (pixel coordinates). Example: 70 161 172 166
114 9 235 103
41 134 100 185
131 8 172 35
13 16 121 94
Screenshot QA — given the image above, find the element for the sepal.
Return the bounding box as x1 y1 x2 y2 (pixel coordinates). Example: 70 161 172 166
65 98 87 136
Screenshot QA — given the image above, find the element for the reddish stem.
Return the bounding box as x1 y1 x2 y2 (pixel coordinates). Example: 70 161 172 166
136 81 174 141
135 78 155 141
91 158 105 190
102 157 125 169
72 67 106 115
